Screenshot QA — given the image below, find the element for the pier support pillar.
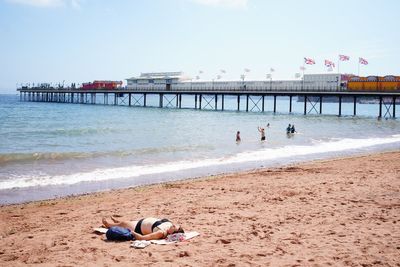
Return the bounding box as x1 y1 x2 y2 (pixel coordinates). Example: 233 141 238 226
262 95 265 112
319 96 323 114
179 94 182 108
379 96 382 118
303 96 307 115
338 96 342 117
289 95 292 113
237 95 240 111
393 97 396 118
144 94 147 107
353 96 357 116
199 94 202 110
129 93 131 106
246 94 249 112
215 94 218 111
222 94 225 111
195 94 197 109
273 95 277 113
176 94 179 108
114 93 117 105
159 93 163 108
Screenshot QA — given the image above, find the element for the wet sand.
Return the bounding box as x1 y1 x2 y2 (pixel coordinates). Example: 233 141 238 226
0 151 399 266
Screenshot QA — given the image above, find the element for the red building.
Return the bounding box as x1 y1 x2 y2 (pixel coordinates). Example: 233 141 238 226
81 80 122 90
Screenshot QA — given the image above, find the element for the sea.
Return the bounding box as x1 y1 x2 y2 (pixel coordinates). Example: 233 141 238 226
1 93 399 204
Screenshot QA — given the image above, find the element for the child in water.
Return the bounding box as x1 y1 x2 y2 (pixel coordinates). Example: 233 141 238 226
236 131 241 142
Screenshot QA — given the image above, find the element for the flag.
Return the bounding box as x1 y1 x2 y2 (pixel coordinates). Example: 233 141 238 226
244 68 250 72
220 69 226 74
216 75 222 79
300 66 306 71
339 54 350 61
266 74 272 79
304 57 315 65
359 57 368 65
324 59 335 68
270 68 275 72
195 75 200 80
199 70 203 74
295 73 301 78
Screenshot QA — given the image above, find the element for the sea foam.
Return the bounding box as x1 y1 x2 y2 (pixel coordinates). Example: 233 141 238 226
1 135 399 190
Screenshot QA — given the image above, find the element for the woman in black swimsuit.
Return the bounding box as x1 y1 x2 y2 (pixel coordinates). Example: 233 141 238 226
102 216 184 240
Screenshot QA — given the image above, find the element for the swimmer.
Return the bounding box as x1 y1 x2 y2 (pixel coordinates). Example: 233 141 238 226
258 127 266 141
236 131 241 142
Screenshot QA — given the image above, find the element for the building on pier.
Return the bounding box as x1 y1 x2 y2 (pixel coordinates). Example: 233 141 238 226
126 72 343 91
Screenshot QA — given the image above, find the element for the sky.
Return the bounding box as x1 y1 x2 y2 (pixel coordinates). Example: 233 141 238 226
0 0 399 93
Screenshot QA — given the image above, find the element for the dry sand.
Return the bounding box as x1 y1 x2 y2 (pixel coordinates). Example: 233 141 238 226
0 151 399 266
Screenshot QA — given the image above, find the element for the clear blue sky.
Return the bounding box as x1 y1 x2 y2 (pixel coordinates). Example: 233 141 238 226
0 0 399 93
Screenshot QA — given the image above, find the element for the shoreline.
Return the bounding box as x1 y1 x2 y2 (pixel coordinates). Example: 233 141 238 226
1 150 399 265
1 148 399 206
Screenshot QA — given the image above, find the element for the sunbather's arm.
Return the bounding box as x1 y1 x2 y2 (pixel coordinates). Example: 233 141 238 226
132 230 165 240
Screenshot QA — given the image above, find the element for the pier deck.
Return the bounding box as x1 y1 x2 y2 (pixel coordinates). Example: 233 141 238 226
17 88 400 118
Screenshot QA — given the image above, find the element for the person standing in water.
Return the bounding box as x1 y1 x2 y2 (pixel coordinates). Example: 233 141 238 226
236 131 241 142
286 124 292 134
290 124 296 133
258 127 266 141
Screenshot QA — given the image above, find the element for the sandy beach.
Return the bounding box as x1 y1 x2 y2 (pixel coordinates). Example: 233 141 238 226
0 151 399 266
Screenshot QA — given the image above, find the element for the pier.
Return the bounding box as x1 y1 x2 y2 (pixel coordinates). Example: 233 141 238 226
17 88 399 118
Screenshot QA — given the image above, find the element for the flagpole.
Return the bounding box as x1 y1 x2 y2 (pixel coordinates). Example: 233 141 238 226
337 55 340 74
358 59 360 76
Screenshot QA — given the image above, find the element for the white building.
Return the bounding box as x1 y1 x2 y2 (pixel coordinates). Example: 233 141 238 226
126 72 342 91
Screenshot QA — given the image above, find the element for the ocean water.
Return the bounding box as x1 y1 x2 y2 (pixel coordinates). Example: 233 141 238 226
1 93 399 204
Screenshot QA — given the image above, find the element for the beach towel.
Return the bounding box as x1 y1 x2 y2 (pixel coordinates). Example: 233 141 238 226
150 231 200 245
93 228 199 247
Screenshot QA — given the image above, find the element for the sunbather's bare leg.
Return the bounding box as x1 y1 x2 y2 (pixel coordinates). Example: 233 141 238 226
102 217 136 231
111 216 120 223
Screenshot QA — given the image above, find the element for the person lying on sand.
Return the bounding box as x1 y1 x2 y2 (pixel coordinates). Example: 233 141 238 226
102 216 184 240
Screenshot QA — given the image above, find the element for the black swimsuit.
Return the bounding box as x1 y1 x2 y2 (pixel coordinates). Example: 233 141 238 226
134 218 170 235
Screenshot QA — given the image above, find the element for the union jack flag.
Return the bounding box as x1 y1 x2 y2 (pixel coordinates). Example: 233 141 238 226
304 57 315 65
324 59 335 68
339 54 350 61
270 68 275 72
359 57 368 65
